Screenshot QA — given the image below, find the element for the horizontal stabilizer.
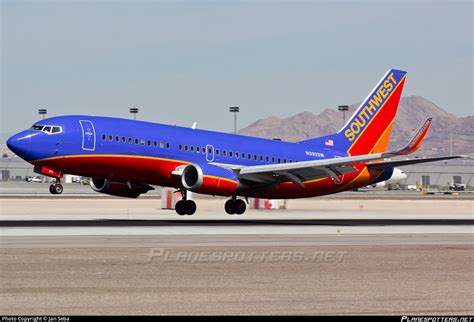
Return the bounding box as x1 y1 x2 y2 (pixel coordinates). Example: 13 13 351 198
389 118 432 156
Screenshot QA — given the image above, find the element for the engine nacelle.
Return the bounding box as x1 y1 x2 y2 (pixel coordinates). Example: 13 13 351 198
90 178 153 198
181 163 239 196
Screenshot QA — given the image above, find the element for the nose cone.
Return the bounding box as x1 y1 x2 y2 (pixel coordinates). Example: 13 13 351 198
7 132 32 160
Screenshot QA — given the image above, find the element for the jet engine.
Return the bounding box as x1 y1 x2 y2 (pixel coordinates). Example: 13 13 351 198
181 163 239 196
90 178 154 198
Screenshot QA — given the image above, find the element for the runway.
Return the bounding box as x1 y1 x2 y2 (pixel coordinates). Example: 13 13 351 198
0 197 472 315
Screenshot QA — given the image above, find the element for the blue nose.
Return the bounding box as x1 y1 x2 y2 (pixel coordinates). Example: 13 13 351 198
6 132 32 160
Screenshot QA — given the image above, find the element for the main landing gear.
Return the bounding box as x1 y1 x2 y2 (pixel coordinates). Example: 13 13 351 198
175 190 196 216
225 197 246 215
49 179 63 195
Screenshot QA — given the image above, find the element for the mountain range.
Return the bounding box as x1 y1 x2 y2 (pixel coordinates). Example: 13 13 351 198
238 96 473 158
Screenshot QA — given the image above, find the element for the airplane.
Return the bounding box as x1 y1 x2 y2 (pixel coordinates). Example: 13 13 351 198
368 167 407 189
6 69 463 215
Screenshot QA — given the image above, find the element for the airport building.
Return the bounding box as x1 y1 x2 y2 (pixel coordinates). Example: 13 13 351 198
0 146 81 183
399 159 473 190
1 145 472 190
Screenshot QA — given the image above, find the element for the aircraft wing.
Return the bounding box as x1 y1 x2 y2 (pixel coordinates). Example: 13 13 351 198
234 118 464 186
366 155 464 170
236 153 384 186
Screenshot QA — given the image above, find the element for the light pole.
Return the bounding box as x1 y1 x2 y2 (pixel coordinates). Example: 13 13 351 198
338 105 349 127
130 107 139 120
38 108 47 120
450 134 453 156
229 106 239 134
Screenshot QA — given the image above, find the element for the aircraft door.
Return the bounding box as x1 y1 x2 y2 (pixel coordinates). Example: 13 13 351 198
205 144 214 162
79 120 96 151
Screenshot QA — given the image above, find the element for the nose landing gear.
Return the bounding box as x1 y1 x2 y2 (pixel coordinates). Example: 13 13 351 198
225 197 246 215
175 189 196 216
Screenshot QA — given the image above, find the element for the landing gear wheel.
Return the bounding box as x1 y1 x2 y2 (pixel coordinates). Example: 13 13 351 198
185 200 196 215
175 198 197 216
53 184 63 195
49 184 57 194
175 200 187 216
225 199 236 215
235 199 246 215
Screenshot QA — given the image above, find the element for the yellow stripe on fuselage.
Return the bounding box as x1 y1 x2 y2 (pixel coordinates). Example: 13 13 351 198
32 154 240 184
203 175 239 185
31 153 190 165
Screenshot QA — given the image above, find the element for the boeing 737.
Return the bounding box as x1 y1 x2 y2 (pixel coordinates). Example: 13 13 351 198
6 69 463 215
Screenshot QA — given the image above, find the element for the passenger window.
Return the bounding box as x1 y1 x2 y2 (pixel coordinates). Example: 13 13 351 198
254 155 257 160
260 156 263 161
272 157 275 163
196 147 200 153
128 138 132 144
166 143 170 149
235 152 239 159
179 144 182 151
140 139 145 145
266 156 269 162
147 140 151 146
222 150 227 157
185 145 188 151
160 142 164 148
216 149 220 156
190 146 194 152
102 134 106 141
109 135 113 141
202 147 206 154
154 141 157 147
283 159 287 163
135 138 139 144
278 158 281 163
122 137 126 143
247 154 251 160
229 151 233 158
116 136 119 142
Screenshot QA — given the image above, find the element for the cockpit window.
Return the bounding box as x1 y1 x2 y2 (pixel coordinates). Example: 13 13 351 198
30 124 62 134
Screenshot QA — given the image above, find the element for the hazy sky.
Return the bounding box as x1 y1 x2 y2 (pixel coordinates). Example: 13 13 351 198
1 0 472 140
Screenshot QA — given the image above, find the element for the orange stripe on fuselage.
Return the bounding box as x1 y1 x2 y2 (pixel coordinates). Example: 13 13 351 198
33 154 384 199
201 175 239 196
34 154 189 188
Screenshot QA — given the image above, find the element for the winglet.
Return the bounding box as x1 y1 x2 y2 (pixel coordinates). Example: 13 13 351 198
383 118 432 157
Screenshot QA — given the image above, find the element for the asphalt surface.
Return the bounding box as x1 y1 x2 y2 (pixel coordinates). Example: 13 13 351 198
0 196 472 315
1 234 472 248
1 244 472 315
